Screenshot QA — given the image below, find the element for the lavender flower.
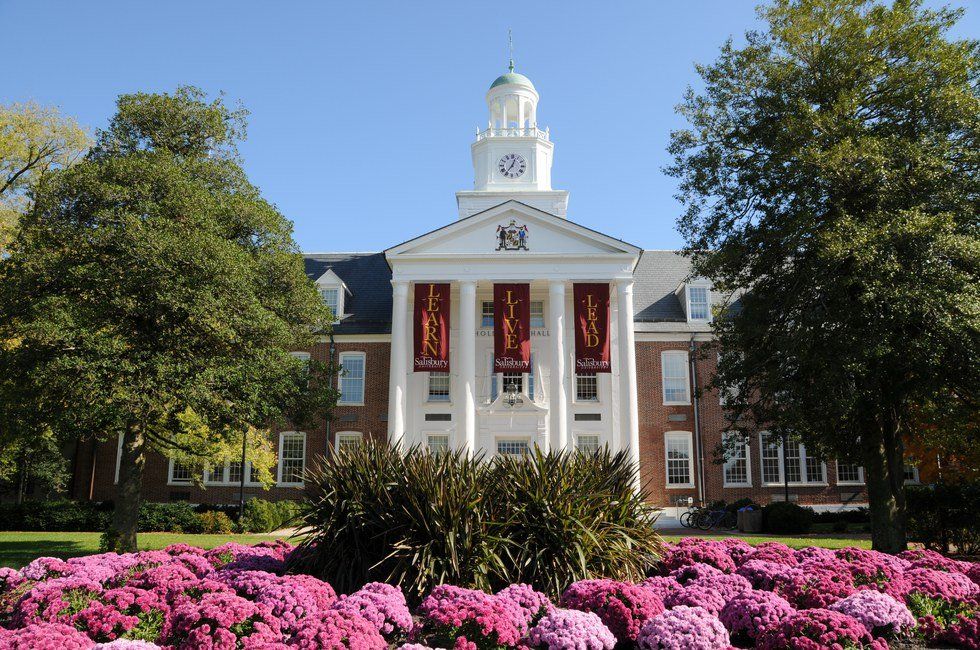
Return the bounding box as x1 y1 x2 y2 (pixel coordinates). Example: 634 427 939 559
636 605 730 650
830 590 916 639
527 608 616 650
332 582 413 639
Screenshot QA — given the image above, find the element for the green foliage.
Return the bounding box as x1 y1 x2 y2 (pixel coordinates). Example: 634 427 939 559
138 502 202 533
907 592 974 632
906 483 980 555
239 498 301 533
0 500 111 532
0 86 337 548
762 501 814 534
291 442 662 600
197 510 234 534
667 0 980 551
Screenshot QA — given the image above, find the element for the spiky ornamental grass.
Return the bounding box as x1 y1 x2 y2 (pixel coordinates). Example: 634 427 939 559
290 442 663 600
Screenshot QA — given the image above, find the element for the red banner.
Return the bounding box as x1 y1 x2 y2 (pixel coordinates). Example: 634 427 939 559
493 283 531 373
573 283 611 374
413 283 450 372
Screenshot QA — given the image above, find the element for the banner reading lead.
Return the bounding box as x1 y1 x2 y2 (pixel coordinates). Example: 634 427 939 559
573 283 611 374
413 283 451 372
493 283 530 373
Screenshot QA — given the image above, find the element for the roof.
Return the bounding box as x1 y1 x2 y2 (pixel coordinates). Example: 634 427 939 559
305 249 713 335
489 71 535 91
304 253 392 335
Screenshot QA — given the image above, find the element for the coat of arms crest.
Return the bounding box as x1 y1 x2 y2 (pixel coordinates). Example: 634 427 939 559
495 219 529 251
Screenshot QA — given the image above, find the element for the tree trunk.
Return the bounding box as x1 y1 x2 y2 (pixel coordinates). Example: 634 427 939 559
861 417 907 553
15 453 27 505
112 422 145 552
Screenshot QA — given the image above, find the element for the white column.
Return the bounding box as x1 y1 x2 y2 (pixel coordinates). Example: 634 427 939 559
549 280 568 452
616 279 641 490
459 280 477 455
518 98 525 131
388 280 409 448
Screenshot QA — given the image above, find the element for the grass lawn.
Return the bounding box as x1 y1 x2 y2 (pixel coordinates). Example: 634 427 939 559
661 533 872 550
0 531 291 569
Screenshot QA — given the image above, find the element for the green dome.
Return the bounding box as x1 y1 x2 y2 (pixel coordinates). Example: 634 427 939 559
489 71 535 90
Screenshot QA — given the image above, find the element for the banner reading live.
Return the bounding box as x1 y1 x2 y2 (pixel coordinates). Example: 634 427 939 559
573 283 611 374
413 283 451 372
493 283 531 373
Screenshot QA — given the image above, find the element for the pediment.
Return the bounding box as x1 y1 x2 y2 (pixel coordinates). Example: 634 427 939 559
385 201 641 259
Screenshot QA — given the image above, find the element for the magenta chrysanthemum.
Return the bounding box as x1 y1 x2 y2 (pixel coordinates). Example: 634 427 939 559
560 579 664 642
757 608 888 650
719 589 795 644
662 540 736 574
332 582 413 639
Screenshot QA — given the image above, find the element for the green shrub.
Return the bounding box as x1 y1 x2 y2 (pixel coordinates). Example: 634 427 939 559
907 482 980 555
240 498 301 533
762 501 814 534
198 510 234 534
138 501 202 533
0 500 111 532
291 442 662 600
812 508 870 525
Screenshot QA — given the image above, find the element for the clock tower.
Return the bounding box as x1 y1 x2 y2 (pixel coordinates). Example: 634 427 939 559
456 63 569 219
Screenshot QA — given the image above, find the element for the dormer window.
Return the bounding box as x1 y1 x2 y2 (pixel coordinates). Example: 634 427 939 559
314 269 348 324
686 284 711 322
320 287 341 322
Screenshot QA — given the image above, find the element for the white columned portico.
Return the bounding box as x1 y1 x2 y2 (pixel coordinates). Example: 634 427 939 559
616 279 641 489
548 280 568 451
458 280 478 454
388 280 409 447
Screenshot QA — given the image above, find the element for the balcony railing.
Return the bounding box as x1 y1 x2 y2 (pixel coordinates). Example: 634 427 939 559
476 126 550 142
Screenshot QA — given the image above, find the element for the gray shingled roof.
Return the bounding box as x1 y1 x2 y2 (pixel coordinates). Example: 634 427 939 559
304 250 711 334
304 253 392 334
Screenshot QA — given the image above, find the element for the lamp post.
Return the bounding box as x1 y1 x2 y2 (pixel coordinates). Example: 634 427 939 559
238 428 247 521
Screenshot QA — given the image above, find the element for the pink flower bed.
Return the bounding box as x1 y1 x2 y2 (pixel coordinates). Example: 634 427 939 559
0 537 977 648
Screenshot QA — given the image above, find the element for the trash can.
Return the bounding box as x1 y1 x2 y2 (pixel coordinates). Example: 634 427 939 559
743 510 763 533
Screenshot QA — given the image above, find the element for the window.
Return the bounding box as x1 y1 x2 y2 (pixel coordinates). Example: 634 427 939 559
335 431 363 452
665 431 694 487
530 301 545 328
528 353 535 400
428 372 450 402
687 285 710 321
903 465 920 484
497 439 530 457
320 287 341 322
723 433 751 487
278 432 306 485
502 372 523 395
759 432 826 485
481 301 494 328
169 461 192 484
661 351 690 404
427 434 450 454
205 465 226 484
338 352 365 404
289 351 311 366
228 461 244 485
575 374 599 402
576 434 601 454
836 462 864 485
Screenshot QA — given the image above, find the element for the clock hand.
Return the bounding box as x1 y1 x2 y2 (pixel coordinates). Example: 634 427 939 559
507 160 516 173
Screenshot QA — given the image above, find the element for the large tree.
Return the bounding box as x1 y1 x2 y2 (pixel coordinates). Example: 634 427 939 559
0 102 90 254
668 0 979 551
0 87 334 550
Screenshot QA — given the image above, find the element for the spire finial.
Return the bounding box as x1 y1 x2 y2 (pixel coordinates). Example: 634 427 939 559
508 29 514 72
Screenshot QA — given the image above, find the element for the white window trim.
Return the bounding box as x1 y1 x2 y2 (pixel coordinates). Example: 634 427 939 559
685 281 712 323
904 465 921 485
835 462 866 486
167 458 193 486
334 430 363 452
574 433 602 454
664 431 695 489
425 432 451 454
495 437 532 457
758 432 829 486
276 431 306 487
573 373 600 403
203 460 262 487
722 432 753 488
661 350 691 405
317 281 345 323
427 371 452 404
337 351 366 406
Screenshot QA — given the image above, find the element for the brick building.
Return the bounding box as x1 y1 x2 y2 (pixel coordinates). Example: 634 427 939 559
68 66 888 516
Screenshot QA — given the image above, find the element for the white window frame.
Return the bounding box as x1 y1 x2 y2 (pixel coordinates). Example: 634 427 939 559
202 459 262 487
574 374 600 402
289 351 311 365
426 433 450 455
277 431 306 487
530 300 545 328
335 430 363 452
319 286 344 323
664 431 695 488
835 462 865 486
661 350 691 405
758 432 828 486
575 433 601 454
496 437 531 457
338 351 366 405
481 301 495 328
686 282 711 322
167 458 193 486
722 432 752 487
427 371 451 402
903 465 921 485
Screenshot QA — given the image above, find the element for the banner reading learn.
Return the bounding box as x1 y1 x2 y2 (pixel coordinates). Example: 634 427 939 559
493 283 531 373
573 283 611 374
413 283 450 372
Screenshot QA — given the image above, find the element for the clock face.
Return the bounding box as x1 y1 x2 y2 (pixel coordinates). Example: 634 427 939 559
498 153 527 179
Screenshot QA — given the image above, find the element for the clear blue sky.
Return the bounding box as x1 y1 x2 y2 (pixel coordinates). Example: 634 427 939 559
3 2 976 252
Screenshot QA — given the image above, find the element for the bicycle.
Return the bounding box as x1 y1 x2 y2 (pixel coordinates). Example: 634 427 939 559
696 508 737 531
